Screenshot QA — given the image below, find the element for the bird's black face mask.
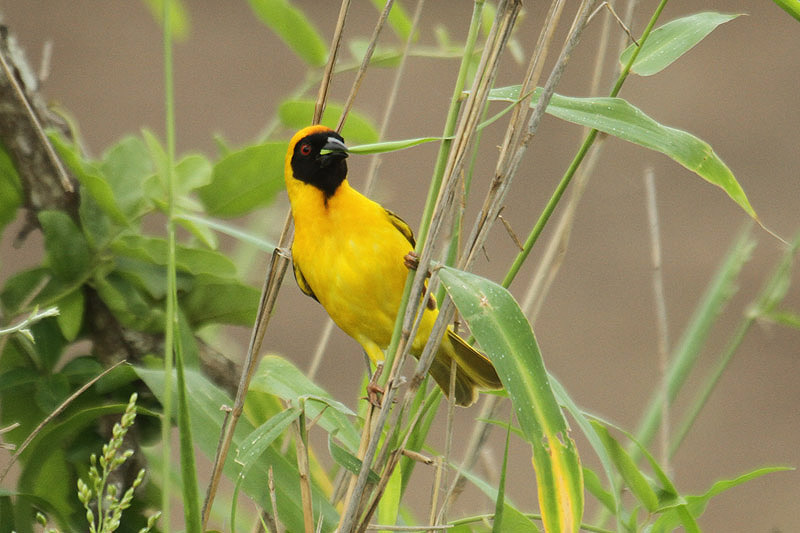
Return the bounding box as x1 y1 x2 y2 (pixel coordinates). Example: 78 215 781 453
291 131 349 199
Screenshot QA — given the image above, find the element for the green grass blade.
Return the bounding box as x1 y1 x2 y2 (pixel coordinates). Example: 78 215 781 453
488 86 756 219
247 0 328 66
620 13 741 76
634 226 756 454
439 266 583 532
773 0 800 22
231 407 301 533
651 467 792 532
491 417 513 533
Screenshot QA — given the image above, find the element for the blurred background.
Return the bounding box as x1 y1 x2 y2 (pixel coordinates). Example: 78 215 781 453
1 1 798 530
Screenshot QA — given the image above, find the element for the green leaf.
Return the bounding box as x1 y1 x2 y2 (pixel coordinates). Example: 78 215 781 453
591 421 659 513
55 289 84 342
651 467 792 532
0 144 22 235
49 132 130 225
197 142 285 217
181 274 259 327
621 13 741 76
279 100 379 144
347 39 402 68
136 366 340 533
328 435 380 484
247 0 328 66
236 408 301 473
175 153 213 193
378 459 402 529
488 86 756 219
250 356 361 452
111 234 237 278
94 271 164 331
142 0 191 40
100 135 155 219
773 0 800 22
38 211 91 283
348 136 443 155
439 266 583 532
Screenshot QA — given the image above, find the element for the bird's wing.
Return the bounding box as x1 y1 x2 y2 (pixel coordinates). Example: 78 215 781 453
292 261 318 302
384 208 416 247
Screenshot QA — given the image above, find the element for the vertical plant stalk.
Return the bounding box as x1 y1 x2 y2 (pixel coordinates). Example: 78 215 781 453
336 0 394 132
462 0 591 274
160 0 176 527
339 3 521 531
201 4 350 526
644 168 671 470
501 0 670 289
632 225 756 455
520 0 620 319
669 230 800 456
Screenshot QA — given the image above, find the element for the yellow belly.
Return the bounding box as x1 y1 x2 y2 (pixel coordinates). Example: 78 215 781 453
291 183 435 360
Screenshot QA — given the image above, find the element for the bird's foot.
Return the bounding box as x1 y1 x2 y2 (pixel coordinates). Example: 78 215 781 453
403 251 437 310
364 363 385 408
403 251 420 271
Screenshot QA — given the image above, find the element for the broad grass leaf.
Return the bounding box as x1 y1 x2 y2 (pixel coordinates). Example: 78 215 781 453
236 407 301 475
328 435 380 484
621 13 741 76
136 367 340 532
488 86 756 219
439 266 583 532
38 211 91 283
378 461 402 530
773 0 800 22
591 421 659 513
279 100 379 144
250 356 360 452
198 142 285 217
247 0 327 66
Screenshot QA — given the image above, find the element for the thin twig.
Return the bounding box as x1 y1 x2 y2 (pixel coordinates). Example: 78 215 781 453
0 39 72 193
644 168 671 469
0 360 125 482
316 0 351 124
336 0 395 132
589 2 639 46
201 2 349 524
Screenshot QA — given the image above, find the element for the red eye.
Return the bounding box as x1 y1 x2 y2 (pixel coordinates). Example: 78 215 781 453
300 143 312 156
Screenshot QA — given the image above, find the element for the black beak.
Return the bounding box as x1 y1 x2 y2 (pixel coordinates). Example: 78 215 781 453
319 136 349 166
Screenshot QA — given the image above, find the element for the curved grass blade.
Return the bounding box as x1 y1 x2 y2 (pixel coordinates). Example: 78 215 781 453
489 86 757 220
620 13 741 76
439 266 583 533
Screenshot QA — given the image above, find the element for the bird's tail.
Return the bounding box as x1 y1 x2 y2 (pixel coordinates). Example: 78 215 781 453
428 328 502 407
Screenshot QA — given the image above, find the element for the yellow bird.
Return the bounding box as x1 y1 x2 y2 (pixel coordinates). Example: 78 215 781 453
284 125 501 406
